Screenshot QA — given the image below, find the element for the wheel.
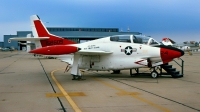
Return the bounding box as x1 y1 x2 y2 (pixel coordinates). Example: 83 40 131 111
151 71 158 78
112 70 120 74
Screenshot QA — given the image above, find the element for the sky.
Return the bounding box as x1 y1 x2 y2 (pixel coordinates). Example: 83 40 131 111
0 0 200 42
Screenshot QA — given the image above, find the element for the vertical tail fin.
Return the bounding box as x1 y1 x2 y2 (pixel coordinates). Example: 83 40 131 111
30 15 76 48
162 38 176 46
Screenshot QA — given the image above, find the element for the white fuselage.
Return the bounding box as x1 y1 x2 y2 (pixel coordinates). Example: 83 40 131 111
71 37 161 71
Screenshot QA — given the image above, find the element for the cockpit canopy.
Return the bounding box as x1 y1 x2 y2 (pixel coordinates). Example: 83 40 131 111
110 35 160 45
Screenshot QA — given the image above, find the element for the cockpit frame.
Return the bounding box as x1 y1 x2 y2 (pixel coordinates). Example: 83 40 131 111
110 35 160 46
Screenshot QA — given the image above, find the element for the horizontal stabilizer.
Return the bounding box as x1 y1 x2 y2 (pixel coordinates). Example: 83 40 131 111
10 37 49 41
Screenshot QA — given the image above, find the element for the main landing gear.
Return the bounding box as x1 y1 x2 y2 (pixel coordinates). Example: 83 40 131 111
71 69 87 80
72 75 82 80
112 70 121 74
130 68 139 77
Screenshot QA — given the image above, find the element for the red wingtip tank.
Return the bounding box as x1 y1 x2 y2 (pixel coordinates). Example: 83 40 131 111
29 45 80 55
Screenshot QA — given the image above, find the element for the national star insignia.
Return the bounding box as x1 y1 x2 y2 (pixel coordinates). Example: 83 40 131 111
125 46 133 55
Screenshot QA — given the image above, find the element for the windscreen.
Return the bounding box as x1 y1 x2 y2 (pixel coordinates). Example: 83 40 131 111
134 35 159 45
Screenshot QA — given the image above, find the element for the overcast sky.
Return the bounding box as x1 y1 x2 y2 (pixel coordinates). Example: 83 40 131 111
0 0 200 42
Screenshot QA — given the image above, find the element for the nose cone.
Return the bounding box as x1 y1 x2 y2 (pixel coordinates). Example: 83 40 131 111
158 45 184 63
180 49 184 56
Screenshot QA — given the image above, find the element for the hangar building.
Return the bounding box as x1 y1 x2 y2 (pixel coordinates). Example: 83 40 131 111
3 27 141 50
0 42 3 48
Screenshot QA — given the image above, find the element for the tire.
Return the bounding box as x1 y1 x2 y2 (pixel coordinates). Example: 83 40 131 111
151 71 158 78
113 70 121 74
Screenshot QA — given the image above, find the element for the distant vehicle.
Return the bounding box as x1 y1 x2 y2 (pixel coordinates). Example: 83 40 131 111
1 47 10 51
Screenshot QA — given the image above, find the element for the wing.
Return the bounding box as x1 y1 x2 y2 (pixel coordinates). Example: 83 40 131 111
76 50 113 55
61 58 73 65
56 55 74 65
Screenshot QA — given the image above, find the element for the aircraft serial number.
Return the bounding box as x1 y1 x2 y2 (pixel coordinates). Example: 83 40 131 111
88 45 99 49
46 40 63 45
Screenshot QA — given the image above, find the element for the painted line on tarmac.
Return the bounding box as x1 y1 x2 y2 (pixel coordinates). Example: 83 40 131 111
39 59 66 112
51 68 82 112
92 77 170 112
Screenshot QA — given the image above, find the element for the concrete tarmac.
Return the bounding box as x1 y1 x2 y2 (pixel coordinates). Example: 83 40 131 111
0 51 200 112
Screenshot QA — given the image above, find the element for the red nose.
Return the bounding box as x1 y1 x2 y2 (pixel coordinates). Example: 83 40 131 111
160 47 184 64
29 45 79 55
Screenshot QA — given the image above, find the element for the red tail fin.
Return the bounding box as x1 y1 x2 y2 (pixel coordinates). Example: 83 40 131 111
31 15 76 47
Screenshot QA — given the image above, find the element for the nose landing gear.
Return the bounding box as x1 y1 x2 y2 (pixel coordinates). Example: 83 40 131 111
151 70 158 78
150 66 161 78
